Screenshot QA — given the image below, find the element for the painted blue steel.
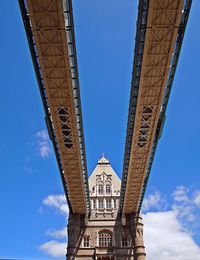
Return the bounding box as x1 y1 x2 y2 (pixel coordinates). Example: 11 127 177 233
18 0 91 214
138 0 193 212
120 0 192 214
63 0 91 213
120 0 150 212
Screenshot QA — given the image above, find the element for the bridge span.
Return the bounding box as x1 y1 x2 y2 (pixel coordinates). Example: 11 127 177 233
19 0 192 259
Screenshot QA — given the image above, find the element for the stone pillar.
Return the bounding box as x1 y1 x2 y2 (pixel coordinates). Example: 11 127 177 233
134 216 146 260
66 213 84 260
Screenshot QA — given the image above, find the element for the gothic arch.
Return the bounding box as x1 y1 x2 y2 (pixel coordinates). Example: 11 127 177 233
98 229 112 247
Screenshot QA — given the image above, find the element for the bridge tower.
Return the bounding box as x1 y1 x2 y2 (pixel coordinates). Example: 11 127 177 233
67 156 146 260
19 0 192 259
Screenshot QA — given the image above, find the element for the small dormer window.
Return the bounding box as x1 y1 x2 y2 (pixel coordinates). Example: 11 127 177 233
98 184 103 194
106 184 111 194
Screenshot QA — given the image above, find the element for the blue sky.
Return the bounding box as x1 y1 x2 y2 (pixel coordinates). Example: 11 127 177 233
0 0 200 259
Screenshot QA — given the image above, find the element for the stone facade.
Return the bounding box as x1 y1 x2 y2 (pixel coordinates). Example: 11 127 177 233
67 157 146 260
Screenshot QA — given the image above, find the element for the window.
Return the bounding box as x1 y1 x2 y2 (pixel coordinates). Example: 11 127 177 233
98 199 104 209
106 184 111 194
121 237 128 247
113 199 117 209
106 199 112 209
83 236 90 247
93 200 96 209
99 231 112 247
98 184 103 194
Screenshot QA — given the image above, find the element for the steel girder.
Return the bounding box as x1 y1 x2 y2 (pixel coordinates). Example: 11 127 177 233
120 0 192 214
19 0 90 215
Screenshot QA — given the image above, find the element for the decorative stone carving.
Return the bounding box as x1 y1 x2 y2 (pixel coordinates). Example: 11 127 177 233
66 157 146 260
134 216 146 260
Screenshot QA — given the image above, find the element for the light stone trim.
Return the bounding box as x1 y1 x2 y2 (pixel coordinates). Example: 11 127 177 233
67 158 146 259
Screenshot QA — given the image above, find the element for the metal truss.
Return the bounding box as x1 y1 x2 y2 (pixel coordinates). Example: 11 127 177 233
19 0 90 215
120 0 192 214
137 0 193 212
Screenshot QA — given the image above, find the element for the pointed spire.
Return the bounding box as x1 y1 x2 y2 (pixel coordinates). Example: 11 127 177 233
98 154 110 164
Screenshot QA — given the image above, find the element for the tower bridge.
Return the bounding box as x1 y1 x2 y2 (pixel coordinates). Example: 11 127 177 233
19 0 192 259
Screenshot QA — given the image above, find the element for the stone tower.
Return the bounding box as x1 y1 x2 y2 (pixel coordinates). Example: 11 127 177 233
67 156 146 259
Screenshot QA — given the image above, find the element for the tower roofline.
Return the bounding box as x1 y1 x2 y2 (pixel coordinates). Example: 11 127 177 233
97 155 110 164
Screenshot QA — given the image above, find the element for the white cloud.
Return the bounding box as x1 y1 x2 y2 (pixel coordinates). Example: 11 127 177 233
39 194 69 257
39 240 66 258
43 194 69 216
173 203 196 222
143 210 200 260
142 190 166 211
172 186 200 224
193 191 200 207
39 188 200 259
173 185 189 203
36 130 51 158
143 185 200 259
46 227 67 239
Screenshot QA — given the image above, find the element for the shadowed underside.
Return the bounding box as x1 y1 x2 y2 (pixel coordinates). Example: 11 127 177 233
19 0 192 218
19 0 192 258
19 0 90 214
120 0 192 215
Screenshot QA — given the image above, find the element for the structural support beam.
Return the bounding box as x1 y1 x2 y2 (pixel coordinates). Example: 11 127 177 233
19 0 90 214
121 0 188 214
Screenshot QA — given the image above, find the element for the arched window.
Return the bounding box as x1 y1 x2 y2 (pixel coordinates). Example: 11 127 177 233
106 184 111 194
83 236 90 247
99 231 112 247
98 184 103 194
